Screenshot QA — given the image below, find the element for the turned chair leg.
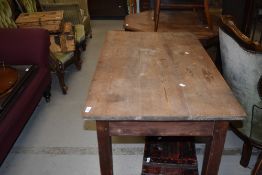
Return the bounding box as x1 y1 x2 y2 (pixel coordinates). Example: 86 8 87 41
252 152 262 175
43 84 51 102
56 68 68 94
82 40 87 51
74 51 82 70
240 141 253 167
78 38 87 52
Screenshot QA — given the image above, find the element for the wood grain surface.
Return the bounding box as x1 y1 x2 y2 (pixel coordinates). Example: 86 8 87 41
83 31 246 121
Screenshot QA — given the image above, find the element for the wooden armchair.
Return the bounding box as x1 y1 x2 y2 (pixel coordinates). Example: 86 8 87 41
15 0 83 94
40 2 87 51
40 0 92 38
219 15 262 175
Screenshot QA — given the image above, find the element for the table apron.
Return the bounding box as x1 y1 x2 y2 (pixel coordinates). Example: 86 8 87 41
108 121 217 137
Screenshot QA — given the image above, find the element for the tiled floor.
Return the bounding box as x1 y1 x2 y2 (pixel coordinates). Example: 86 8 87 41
0 20 256 175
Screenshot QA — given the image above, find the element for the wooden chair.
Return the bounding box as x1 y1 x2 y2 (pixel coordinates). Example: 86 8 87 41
219 15 262 175
15 0 83 94
40 2 87 52
128 0 137 14
154 0 213 31
40 0 92 38
124 0 218 49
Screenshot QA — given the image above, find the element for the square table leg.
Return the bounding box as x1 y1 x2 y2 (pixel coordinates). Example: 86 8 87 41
96 121 113 175
96 121 229 175
201 121 229 175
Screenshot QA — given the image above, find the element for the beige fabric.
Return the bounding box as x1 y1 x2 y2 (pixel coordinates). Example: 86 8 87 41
219 28 262 140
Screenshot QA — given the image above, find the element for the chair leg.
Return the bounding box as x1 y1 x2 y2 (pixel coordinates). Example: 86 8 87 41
43 84 51 102
89 33 92 39
82 39 87 51
240 141 253 167
87 27 93 39
74 52 82 70
154 0 161 32
56 68 68 94
252 152 262 175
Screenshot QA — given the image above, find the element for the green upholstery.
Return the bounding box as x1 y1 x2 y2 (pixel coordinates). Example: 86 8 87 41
19 0 37 12
56 0 91 37
16 0 84 60
0 0 17 28
74 24 85 43
50 51 74 64
40 2 87 44
7 0 82 94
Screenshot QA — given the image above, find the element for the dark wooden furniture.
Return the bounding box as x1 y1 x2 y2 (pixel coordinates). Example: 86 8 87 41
253 151 262 175
219 15 262 175
48 22 82 94
222 0 255 35
142 137 198 175
88 0 128 18
154 0 213 32
82 31 246 175
139 0 210 11
128 0 137 14
124 0 218 48
15 11 82 94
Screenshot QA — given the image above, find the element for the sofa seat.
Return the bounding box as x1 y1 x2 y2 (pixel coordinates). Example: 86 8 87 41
0 28 51 165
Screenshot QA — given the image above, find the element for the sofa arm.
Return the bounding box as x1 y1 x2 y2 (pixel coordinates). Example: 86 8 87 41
0 28 50 67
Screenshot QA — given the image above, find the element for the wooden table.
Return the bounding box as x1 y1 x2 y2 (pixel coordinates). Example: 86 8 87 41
82 31 246 175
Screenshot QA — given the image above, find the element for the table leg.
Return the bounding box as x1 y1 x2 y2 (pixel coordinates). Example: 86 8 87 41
96 121 113 175
202 121 229 175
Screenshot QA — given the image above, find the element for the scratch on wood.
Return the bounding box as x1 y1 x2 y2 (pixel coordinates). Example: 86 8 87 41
163 87 168 102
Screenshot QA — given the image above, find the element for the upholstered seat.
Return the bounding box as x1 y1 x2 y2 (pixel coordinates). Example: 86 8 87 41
0 0 17 28
40 0 92 38
14 0 83 94
18 0 38 12
16 0 87 51
39 1 88 52
219 15 262 175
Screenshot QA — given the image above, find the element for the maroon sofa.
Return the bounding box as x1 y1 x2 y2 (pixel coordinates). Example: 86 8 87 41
0 28 52 165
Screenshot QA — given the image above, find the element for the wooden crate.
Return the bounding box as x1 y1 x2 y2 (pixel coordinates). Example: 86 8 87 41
49 22 75 53
142 137 199 175
15 11 63 33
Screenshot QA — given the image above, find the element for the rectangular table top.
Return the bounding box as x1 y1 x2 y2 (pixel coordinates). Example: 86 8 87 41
83 31 246 121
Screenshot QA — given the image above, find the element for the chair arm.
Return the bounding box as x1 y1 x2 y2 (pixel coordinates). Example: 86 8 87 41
0 28 50 67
